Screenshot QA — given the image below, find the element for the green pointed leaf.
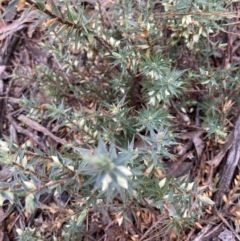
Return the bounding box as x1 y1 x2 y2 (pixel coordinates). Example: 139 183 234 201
25 194 37 213
166 204 179 219
159 178 166 188
35 0 45 11
77 208 88 225
50 0 61 17
1 0 19 18
66 4 77 23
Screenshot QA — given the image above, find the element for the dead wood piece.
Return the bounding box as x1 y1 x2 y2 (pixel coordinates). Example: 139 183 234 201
0 11 36 41
177 140 193 157
7 114 48 152
0 207 6 241
214 115 240 207
169 99 187 123
139 216 166 241
0 27 24 138
207 130 234 167
178 130 205 160
18 115 67 146
0 80 4 139
191 223 223 241
215 209 240 240
164 161 193 178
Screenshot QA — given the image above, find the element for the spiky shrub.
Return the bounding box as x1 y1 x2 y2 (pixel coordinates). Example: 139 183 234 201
1 0 237 239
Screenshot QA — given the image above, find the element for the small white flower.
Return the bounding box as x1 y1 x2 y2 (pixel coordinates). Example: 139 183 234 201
102 173 112 192
16 229 23 236
156 93 161 101
193 34 200 43
117 166 132 176
158 178 166 188
0 140 9 152
148 91 154 96
117 175 128 189
182 16 187 25
109 37 116 46
79 119 85 128
149 96 156 105
165 90 170 96
186 182 194 192
22 181 37 191
185 15 192 25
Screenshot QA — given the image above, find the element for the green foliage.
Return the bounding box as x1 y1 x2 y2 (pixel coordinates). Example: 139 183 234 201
2 0 239 239
77 138 135 202
61 216 85 241
16 227 45 241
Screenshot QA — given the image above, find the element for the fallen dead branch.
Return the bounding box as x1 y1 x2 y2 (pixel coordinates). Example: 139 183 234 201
17 114 67 146
214 115 240 207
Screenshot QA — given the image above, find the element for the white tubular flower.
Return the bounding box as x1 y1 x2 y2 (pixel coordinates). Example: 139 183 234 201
102 173 112 192
117 166 132 176
117 175 128 189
